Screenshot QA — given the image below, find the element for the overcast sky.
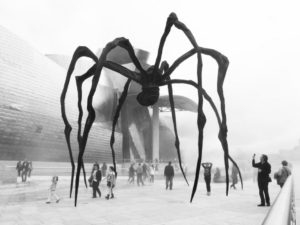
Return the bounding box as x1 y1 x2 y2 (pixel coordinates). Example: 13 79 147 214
1 0 300 156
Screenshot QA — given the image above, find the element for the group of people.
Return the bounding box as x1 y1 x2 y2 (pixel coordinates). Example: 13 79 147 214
128 162 156 186
16 160 33 182
88 162 116 200
44 155 292 206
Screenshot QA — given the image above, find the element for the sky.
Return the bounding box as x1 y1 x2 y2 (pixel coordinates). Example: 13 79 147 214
0 0 300 157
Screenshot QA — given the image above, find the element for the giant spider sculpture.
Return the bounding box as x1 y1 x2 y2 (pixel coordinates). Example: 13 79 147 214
61 12 243 206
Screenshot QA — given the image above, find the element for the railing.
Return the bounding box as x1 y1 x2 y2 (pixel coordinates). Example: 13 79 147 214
262 175 296 225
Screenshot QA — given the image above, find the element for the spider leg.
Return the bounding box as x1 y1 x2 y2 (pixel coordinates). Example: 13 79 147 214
160 61 189 185
110 79 131 173
167 17 206 203
75 64 97 188
60 46 97 198
160 79 243 191
154 13 179 71
73 38 145 206
167 80 189 186
157 12 233 198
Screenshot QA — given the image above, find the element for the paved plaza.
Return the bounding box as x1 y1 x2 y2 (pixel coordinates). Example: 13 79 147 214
0 175 281 225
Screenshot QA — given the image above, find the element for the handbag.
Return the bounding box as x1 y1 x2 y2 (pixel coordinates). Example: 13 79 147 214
88 176 93 187
268 176 272 182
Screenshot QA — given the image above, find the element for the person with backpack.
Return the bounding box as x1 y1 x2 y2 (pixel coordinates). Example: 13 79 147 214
274 160 291 188
202 162 213 195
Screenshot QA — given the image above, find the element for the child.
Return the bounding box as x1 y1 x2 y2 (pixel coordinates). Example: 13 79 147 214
105 166 116 200
46 176 60 204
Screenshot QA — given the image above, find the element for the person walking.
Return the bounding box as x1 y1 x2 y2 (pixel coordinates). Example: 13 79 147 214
274 160 291 188
202 162 213 195
21 159 29 182
230 165 238 189
91 164 102 198
149 164 155 183
142 162 148 182
105 166 116 200
16 161 22 177
136 163 144 186
101 162 107 177
164 161 174 190
128 163 135 184
46 176 60 204
27 161 33 178
252 154 271 206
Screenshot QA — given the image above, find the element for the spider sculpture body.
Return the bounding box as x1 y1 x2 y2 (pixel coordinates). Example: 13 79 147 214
61 12 243 206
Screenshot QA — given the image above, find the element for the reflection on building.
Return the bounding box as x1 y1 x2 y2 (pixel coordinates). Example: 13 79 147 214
0 25 197 163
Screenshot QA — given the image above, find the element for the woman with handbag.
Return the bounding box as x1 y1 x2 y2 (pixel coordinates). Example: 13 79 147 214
91 164 102 198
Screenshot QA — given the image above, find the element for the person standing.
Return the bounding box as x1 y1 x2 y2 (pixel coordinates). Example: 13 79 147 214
202 162 213 195
105 166 116 200
149 164 155 183
128 163 135 184
164 161 174 190
27 161 33 178
136 163 144 186
101 162 107 177
91 164 102 198
230 165 238 189
142 162 148 182
275 160 291 188
252 154 271 206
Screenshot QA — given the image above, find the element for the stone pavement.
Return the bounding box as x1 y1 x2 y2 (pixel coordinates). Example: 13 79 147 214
0 176 279 225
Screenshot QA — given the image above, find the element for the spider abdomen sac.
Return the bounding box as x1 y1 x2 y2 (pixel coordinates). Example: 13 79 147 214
136 86 160 106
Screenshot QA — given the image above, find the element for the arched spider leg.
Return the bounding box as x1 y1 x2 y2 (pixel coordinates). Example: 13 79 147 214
72 38 144 206
60 46 98 198
166 14 207 203
159 79 243 190
160 61 189 185
109 79 131 173
163 46 232 196
75 64 97 188
156 14 206 201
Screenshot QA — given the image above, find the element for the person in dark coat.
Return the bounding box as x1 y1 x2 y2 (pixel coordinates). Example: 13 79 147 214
21 160 29 182
136 163 144 186
91 164 102 198
142 162 148 181
16 161 22 177
202 162 213 195
128 163 135 184
164 161 174 190
252 154 271 206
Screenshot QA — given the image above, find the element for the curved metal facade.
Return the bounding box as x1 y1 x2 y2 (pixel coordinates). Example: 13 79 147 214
0 26 122 163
